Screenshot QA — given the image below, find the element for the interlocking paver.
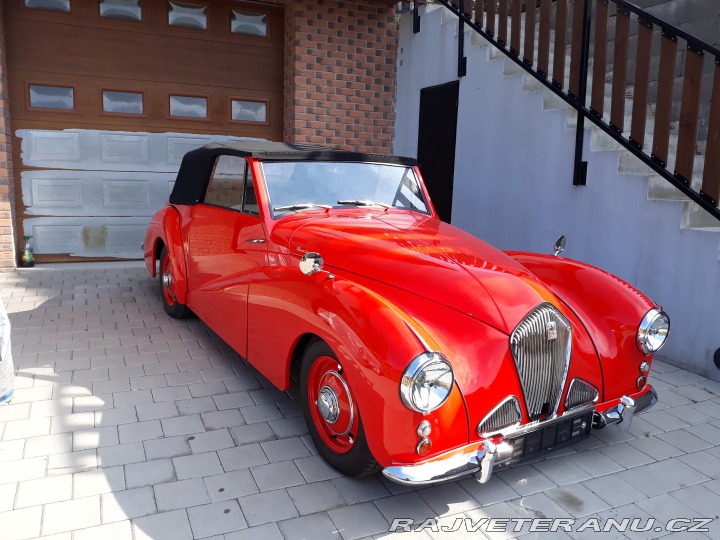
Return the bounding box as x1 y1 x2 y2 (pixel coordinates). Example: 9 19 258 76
98 442 146 467
278 513 342 540
154 478 210 512
173 451 223 480
261 436 312 462
186 500 247 537
251 460 306 492
125 458 175 489
161 414 205 437
238 489 299 527
118 419 163 443
0 482 16 512
229 422 276 445
0 506 42 540
136 401 178 421
225 522 283 540
16 474 72 507
188 428 235 453
132 509 194 540
73 520 133 540
101 486 157 524
144 435 192 461
328 501 389 540
23 432 72 458
47 449 97 476
42 495 101 535
74 467 126 497
201 408 245 430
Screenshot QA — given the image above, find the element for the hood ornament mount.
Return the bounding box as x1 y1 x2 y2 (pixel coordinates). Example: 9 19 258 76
553 235 566 257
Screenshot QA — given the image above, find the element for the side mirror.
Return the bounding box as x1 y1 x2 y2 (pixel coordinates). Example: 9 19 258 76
299 252 324 275
299 252 333 279
553 235 566 257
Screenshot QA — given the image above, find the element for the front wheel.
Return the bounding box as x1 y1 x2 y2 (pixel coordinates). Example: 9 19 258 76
300 340 379 477
158 246 193 319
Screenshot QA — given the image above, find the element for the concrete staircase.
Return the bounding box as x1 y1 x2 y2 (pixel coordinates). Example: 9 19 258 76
428 2 720 254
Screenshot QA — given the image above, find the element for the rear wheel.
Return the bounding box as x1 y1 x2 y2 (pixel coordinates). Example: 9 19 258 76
159 246 193 319
300 340 379 477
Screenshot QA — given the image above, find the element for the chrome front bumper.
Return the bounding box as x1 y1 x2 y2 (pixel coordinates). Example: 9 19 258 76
382 387 658 486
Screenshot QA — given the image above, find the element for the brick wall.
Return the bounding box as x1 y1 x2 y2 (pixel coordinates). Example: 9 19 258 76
283 0 399 154
0 3 15 271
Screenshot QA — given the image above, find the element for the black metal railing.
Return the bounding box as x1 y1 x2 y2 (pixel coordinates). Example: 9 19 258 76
419 0 720 223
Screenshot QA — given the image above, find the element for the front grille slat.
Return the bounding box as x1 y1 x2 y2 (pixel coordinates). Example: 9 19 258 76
510 303 572 420
477 396 521 436
565 378 599 409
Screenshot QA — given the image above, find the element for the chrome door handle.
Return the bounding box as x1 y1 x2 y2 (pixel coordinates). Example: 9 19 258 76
246 238 266 243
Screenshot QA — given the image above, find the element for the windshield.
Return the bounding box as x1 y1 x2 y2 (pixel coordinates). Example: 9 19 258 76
260 161 429 218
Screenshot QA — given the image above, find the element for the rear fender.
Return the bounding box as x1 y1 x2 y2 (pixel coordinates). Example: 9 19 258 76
144 206 189 304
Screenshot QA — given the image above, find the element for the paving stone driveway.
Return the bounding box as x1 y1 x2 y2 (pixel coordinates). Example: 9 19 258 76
0 263 719 540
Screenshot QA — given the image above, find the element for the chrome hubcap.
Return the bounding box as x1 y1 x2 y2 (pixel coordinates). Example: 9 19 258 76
162 271 173 291
317 385 340 424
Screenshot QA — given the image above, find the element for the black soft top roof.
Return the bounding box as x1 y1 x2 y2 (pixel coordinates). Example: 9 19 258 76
169 141 417 205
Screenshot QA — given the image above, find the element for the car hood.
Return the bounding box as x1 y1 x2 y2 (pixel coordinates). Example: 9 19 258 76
274 210 556 334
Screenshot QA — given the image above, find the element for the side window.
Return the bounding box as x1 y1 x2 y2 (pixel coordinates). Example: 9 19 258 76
204 155 258 216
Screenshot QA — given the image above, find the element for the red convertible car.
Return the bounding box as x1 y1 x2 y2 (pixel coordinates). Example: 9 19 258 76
144 142 668 485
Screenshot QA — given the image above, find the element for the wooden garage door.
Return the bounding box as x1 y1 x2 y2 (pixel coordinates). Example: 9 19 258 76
4 0 283 261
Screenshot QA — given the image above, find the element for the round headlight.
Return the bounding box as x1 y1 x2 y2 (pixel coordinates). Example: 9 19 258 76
637 308 670 354
400 352 454 413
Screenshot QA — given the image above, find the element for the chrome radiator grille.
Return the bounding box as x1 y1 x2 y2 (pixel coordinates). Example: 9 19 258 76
565 378 599 410
510 303 572 420
477 396 522 437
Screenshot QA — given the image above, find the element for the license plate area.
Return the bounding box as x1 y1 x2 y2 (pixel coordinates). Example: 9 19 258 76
503 410 593 464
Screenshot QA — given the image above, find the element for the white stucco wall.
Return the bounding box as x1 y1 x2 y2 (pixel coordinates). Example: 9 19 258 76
394 7 720 380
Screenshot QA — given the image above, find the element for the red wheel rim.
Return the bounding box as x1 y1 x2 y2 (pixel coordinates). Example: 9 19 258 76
308 355 357 453
161 253 177 307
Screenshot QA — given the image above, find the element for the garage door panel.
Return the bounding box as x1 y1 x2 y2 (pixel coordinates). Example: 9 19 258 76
7 21 282 90
25 217 151 258
17 129 255 172
11 82 283 140
21 169 176 217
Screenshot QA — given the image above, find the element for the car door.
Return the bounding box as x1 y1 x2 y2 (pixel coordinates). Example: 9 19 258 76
185 154 267 358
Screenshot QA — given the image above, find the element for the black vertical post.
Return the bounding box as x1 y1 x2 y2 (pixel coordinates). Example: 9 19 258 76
413 0 421 33
573 0 592 186
458 0 467 77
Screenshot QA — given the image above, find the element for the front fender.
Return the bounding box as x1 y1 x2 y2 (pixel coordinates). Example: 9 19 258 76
507 251 657 399
246 267 469 467
143 205 189 304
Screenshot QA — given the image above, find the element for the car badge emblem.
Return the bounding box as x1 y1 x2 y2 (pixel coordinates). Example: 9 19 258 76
546 321 558 341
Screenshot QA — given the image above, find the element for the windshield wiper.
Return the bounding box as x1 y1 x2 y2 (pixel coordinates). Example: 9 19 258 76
273 203 331 213
336 200 391 209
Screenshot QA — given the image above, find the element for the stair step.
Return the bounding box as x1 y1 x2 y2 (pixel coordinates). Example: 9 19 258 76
647 175 693 202
682 202 720 231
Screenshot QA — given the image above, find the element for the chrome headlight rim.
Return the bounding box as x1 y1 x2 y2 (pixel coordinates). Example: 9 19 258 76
637 308 670 355
400 352 454 414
